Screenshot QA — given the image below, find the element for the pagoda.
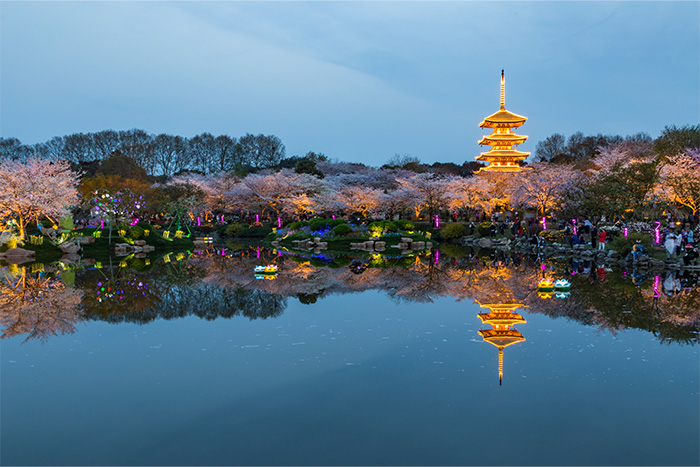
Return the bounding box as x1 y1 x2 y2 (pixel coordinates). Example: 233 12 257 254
477 302 527 385
476 70 530 172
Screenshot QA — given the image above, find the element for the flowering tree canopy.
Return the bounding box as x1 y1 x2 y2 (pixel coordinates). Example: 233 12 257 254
0 158 79 239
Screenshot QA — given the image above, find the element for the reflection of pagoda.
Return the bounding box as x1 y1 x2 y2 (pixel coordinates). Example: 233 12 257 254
476 70 530 172
477 302 527 385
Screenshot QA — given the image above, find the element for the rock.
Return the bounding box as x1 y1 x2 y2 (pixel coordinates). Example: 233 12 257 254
426 242 433 248
401 237 412 243
413 241 425 250
80 236 96 244
316 242 328 248
58 242 81 254
363 241 375 250
399 243 409 250
143 245 155 252
374 241 386 250
478 238 492 248
134 240 147 246
134 253 147 259
314 237 321 244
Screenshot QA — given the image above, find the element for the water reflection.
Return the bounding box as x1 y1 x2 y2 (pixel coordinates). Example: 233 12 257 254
1 245 699 347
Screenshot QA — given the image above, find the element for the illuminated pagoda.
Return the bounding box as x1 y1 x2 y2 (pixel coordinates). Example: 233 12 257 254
477 302 527 385
476 70 530 172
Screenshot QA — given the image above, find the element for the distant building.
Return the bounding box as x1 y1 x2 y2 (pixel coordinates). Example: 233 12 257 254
477 302 527 385
476 70 530 173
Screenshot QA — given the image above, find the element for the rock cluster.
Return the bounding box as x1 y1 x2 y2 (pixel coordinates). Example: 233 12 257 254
114 240 155 257
290 237 328 254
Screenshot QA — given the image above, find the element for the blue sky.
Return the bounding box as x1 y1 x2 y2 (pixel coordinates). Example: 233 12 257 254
1 1 698 166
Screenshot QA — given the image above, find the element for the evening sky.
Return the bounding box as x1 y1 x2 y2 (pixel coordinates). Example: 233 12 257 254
1 1 698 166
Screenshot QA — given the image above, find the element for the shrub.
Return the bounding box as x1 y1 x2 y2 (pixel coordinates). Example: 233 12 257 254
225 223 246 236
237 226 272 238
478 221 493 237
129 226 145 239
328 218 347 227
309 218 331 231
608 232 651 256
135 221 153 231
368 220 398 235
288 221 309 230
440 223 466 240
395 219 415 231
333 224 353 236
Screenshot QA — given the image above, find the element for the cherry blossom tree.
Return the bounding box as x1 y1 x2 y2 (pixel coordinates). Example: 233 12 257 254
509 162 581 217
396 173 454 219
0 158 79 239
333 184 383 218
658 148 700 215
448 176 498 218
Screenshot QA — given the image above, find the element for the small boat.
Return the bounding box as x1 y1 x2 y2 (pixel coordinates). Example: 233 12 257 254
554 279 571 291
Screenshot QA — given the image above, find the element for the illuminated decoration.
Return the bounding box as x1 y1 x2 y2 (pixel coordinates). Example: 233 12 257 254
553 279 571 292
653 275 660 298
624 226 629 237
197 216 201 227
538 291 554 299
278 217 282 228
538 278 555 292
254 265 278 275
435 215 440 228
477 302 526 385
256 214 260 223
435 250 439 265
476 70 530 173
542 217 547 230
572 219 577 236
655 221 661 244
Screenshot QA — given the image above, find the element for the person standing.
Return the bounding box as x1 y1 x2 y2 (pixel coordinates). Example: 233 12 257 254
598 230 607 250
665 231 677 259
591 225 598 249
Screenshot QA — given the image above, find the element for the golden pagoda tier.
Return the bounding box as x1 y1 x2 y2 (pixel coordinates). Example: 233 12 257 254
477 302 527 385
476 70 530 173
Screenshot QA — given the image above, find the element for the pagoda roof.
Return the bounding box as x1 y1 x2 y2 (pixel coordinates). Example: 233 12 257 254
478 133 528 145
479 329 525 348
478 149 530 158
479 108 527 127
478 312 527 326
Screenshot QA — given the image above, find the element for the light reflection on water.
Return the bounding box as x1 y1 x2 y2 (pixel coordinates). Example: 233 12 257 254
1 248 699 465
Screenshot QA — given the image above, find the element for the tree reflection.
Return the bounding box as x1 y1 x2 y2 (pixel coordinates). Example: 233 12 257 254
0 266 83 342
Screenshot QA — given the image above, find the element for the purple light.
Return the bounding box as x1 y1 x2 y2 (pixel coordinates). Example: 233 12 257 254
278 217 282 228
256 247 260 259
221 215 225 223
435 250 439 264
624 227 628 237
221 248 225 256
542 217 547 230
572 219 577 236
435 214 440 228
541 262 545 271
100 220 104 229
197 216 201 227
654 221 661 244
255 214 260 223
653 275 660 298
332 215 336 220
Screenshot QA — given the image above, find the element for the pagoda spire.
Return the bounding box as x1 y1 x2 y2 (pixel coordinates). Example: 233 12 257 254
500 69 505 110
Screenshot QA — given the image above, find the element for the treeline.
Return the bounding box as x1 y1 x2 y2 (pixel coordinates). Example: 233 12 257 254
0 130 286 177
535 125 700 163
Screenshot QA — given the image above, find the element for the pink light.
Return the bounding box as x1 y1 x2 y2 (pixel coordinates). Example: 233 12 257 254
197 216 201 227
435 215 440 228
221 215 225 223
221 248 225 256
332 215 336 220
435 250 439 264
278 251 282 257
541 262 546 271
624 227 628 237
256 247 260 259
100 220 104 229
130 218 139 226
542 217 547 230
654 221 661 244
572 219 577 236
255 214 260 223
653 275 660 298
278 217 282 228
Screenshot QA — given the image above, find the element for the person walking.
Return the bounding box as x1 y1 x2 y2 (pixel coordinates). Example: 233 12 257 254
591 225 598 249
598 230 607 250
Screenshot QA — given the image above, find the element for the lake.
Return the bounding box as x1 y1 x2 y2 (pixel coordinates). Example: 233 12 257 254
1 246 698 466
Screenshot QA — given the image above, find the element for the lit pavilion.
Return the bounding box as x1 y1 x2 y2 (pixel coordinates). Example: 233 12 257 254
476 70 530 173
477 302 527 385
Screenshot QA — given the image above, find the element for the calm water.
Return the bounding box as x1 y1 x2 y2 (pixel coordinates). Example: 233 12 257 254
1 248 699 466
